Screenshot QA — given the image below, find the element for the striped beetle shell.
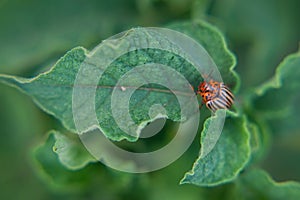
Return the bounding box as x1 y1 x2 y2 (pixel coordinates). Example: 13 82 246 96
197 80 234 112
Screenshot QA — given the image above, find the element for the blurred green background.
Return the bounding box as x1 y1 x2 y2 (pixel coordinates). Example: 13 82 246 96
0 0 300 199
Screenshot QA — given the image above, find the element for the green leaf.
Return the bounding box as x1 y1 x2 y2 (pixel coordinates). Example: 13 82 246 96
0 47 87 133
52 131 96 170
32 130 146 194
194 169 300 199
236 169 300 200
168 20 239 91
181 111 251 186
0 21 237 143
251 50 300 135
246 120 270 164
32 130 94 191
254 50 300 110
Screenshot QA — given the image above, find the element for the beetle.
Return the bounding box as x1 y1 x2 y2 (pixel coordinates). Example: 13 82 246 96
197 80 234 112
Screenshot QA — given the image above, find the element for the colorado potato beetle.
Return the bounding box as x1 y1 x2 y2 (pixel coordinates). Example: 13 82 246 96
197 80 234 112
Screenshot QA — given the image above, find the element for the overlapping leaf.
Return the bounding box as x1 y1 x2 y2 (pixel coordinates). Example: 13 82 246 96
252 50 300 135
32 131 141 194
181 111 251 186
52 132 96 170
236 169 300 200
0 21 249 186
0 21 237 142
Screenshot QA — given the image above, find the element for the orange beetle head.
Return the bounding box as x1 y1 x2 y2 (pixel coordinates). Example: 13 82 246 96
197 80 220 103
